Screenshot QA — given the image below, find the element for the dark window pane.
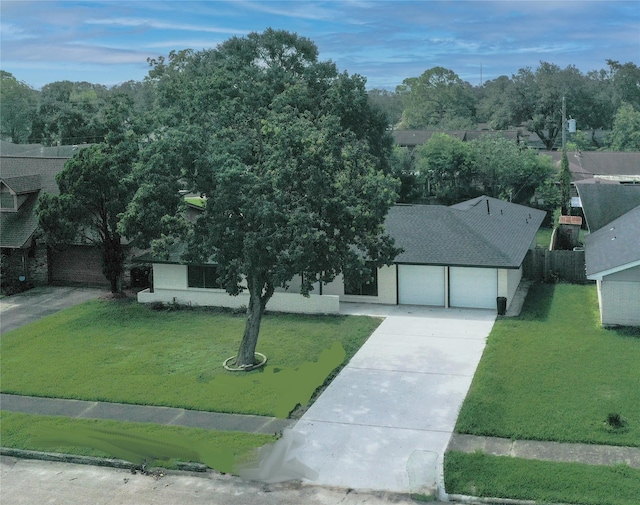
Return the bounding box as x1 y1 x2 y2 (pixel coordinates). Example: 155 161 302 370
344 264 378 296
187 266 204 288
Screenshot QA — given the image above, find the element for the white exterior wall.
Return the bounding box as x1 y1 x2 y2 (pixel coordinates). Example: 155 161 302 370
498 267 523 311
599 266 640 326
322 265 397 305
138 287 339 314
153 263 188 290
139 264 339 314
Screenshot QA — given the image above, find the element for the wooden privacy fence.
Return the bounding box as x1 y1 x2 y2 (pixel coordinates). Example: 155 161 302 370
523 249 588 283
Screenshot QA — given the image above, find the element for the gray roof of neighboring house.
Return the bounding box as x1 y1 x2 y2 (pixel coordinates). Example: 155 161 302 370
0 140 90 158
585 205 640 278
392 130 466 146
544 150 640 182
386 196 545 268
575 184 640 232
2 174 42 194
391 129 521 147
0 156 69 248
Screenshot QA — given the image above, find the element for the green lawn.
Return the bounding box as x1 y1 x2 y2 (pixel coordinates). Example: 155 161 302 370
0 299 380 418
535 226 553 248
0 411 273 473
455 283 640 447
445 451 640 505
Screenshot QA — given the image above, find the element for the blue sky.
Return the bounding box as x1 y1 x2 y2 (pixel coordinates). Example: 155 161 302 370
2 1 639 90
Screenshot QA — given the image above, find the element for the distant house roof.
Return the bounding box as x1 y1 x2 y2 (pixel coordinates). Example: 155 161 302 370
0 155 69 248
544 150 640 182
391 130 465 147
0 140 90 158
585 205 640 279
391 129 521 148
575 184 640 232
385 196 545 268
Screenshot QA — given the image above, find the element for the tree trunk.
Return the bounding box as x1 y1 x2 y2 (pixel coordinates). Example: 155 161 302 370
102 235 124 294
235 277 265 368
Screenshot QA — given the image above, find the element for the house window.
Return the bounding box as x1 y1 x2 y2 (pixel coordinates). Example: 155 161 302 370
187 265 223 289
344 264 378 297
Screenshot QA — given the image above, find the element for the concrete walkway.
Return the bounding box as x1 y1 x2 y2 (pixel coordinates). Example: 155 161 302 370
449 433 640 469
293 303 496 494
0 393 293 435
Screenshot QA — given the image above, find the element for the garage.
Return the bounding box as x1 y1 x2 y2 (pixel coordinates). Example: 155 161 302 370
449 267 497 309
398 265 445 306
49 245 108 286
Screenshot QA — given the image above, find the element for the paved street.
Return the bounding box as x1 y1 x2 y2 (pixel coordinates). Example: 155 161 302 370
0 456 416 505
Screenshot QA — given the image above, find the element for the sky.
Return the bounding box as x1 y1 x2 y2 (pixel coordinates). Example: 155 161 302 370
1 0 639 91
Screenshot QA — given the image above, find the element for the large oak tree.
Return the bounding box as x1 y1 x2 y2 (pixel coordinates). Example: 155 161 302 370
122 29 400 368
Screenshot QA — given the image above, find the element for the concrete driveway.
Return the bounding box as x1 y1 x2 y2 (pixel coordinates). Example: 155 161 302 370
0 286 107 335
293 303 496 494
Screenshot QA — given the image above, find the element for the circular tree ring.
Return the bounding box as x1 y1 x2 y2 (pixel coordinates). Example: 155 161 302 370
223 352 267 372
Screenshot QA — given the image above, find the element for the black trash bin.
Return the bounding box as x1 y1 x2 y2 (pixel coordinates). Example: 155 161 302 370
496 296 507 316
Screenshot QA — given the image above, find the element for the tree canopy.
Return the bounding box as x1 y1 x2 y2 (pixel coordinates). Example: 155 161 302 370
396 67 475 129
608 103 640 151
0 71 38 143
122 29 400 367
37 95 140 293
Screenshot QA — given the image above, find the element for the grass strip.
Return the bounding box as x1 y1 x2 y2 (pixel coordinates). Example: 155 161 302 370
445 451 640 505
455 283 640 446
1 299 380 418
0 411 274 474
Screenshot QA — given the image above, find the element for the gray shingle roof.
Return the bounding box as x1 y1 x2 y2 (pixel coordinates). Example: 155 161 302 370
0 140 90 158
391 129 522 147
545 150 640 182
0 156 69 248
2 175 42 194
386 196 546 268
576 184 640 232
585 205 640 278
135 196 546 269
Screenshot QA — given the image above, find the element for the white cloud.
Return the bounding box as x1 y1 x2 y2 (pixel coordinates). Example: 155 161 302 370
85 17 248 35
0 22 35 40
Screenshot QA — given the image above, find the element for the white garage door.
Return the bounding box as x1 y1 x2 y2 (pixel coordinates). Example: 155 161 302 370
398 265 445 306
450 267 497 309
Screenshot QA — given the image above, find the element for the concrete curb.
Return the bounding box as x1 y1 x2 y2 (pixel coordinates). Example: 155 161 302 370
0 447 208 473
447 495 574 505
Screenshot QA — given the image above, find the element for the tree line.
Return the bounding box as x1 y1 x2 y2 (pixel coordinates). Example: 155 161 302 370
371 60 640 151
2 60 639 151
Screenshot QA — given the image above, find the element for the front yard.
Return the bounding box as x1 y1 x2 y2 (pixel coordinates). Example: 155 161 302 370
0 299 380 418
0 298 380 471
448 282 640 504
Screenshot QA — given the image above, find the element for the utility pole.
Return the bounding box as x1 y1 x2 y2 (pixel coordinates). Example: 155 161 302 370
562 96 566 151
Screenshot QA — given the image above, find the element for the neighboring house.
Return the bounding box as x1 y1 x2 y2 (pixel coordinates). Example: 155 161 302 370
136 196 544 314
544 150 640 184
575 183 640 327
1 148 134 289
585 206 640 327
575 183 640 233
1 156 68 287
